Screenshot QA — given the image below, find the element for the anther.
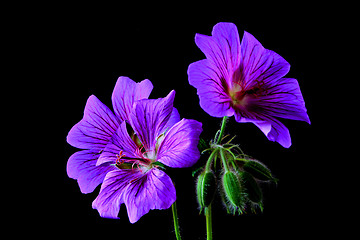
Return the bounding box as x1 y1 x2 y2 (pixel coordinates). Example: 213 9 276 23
116 150 126 166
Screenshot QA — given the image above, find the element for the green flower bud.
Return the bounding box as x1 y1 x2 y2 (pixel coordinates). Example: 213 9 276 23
222 171 246 214
239 171 263 206
243 159 278 183
196 171 216 212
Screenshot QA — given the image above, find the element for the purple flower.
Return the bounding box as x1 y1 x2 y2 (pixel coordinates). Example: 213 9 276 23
67 76 153 194
188 22 310 148
93 91 202 222
67 77 202 223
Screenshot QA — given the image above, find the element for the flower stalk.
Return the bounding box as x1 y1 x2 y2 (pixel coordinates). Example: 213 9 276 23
204 116 228 240
216 116 228 144
172 201 182 240
205 205 213 240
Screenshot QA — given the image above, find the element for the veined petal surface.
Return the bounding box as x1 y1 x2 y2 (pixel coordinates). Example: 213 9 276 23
67 95 120 150
239 31 290 90
129 91 175 151
92 169 135 219
157 119 202 168
92 168 176 223
123 168 176 223
112 76 153 122
67 150 115 194
96 121 138 166
246 78 310 123
211 22 241 73
188 59 234 117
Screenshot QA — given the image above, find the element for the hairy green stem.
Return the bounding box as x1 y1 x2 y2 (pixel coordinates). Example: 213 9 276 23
217 116 228 144
172 201 182 240
205 148 218 172
219 148 230 172
203 116 229 240
205 205 213 240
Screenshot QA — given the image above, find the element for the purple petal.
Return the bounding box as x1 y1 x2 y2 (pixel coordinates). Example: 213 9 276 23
67 95 120 150
67 150 115 194
263 118 291 148
239 31 290 89
157 119 202 168
250 120 272 136
238 78 310 148
92 169 136 219
92 168 176 222
123 168 176 223
194 23 240 86
248 78 310 124
97 121 138 166
188 59 234 117
129 90 175 151
211 22 241 71
195 33 231 86
235 116 291 148
163 107 180 132
112 76 153 122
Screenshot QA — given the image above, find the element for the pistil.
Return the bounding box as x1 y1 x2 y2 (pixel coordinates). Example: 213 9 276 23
115 150 153 170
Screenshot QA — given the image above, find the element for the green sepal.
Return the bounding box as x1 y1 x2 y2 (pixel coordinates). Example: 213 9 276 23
192 166 204 177
115 162 133 170
198 138 210 153
151 161 167 170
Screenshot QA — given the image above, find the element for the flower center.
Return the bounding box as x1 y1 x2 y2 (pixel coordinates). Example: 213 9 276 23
116 120 169 172
115 132 165 172
229 82 249 109
115 150 153 172
229 79 268 110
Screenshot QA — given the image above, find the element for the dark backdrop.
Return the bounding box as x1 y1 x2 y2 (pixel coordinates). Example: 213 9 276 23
52 5 335 239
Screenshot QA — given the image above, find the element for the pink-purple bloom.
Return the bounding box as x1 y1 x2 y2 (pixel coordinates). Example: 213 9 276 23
67 77 202 223
188 22 310 148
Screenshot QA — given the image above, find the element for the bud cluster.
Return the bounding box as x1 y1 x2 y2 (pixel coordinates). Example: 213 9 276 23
195 134 278 215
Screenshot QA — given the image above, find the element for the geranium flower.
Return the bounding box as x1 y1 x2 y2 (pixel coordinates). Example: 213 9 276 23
188 22 310 147
93 91 202 222
67 76 153 194
67 77 202 223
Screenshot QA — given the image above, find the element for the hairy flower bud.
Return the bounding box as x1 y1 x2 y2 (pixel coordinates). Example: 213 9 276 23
239 171 263 206
243 159 278 183
222 171 246 214
196 171 216 212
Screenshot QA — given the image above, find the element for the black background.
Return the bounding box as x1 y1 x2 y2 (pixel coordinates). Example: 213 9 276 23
23 3 349 239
